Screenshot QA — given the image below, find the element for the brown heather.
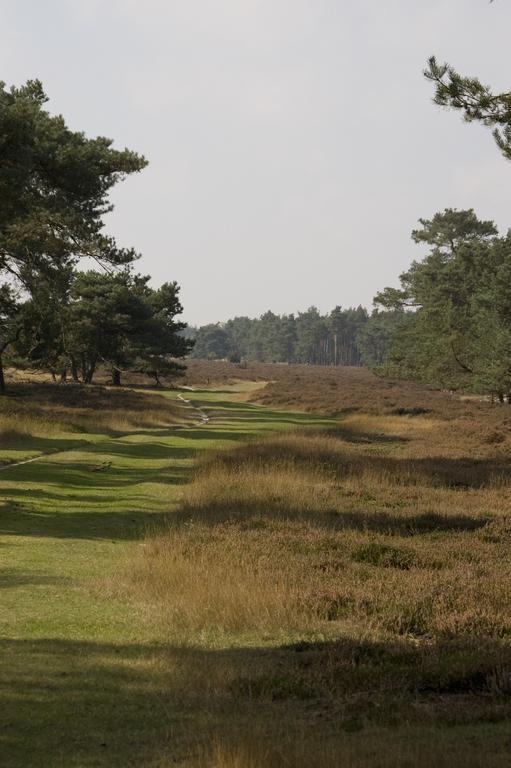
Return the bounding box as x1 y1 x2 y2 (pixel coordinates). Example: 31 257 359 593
132 428 511 641
126 363 511 766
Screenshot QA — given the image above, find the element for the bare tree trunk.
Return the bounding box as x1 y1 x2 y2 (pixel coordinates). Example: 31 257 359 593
84 361 96 384
0 355 5 395
71 358 79 382
112 369 121 386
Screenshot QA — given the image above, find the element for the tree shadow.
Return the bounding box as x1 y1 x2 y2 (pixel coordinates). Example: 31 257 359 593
353 454 511 490
0 568 70 588
192 398 332 423
0 440 194 540
0 436 91 469
0 568 69 589
213 433 511 490
86 439 199 461
173 500 489 536
1 458 192 489
0 502 171 540
323 424 409 445
1 634 510 767
170 427 279 443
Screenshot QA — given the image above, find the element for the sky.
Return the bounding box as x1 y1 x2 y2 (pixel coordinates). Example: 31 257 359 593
2 0 511 326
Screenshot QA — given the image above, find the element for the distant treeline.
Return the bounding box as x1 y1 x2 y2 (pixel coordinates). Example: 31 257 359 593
187 306 400 367
190 207 511 401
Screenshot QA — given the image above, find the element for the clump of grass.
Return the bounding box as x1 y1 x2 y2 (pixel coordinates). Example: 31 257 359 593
133 519 307 634
351 541 418 570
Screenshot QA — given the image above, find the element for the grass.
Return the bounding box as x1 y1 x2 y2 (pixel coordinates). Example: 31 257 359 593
184 359 504 420
125 366 511 765
3 363 511 765
0 376 331 767
191 730 511 768
128 426 511 640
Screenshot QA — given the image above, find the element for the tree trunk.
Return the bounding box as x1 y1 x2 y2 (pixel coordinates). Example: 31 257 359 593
112 369 121 387
84 361 96 384
0 355 5 395
60 369 67 383
71 358 79 382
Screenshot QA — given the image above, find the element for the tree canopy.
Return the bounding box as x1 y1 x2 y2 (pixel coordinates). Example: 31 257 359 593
375 209 511 399
0 80 146 290
0 80 190 391
425 56 511 160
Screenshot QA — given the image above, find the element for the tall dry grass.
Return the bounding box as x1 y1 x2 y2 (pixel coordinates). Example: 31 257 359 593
108 366 511 765
0 382 184 440
130 428 511 640
127 395 511 764
190 733 511 768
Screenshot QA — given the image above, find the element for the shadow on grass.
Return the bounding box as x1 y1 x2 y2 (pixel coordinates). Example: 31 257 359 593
170 427 281 443
1 635 510 767
0 502 171 540
173 501 489 536
192 397 333 423
328 509 488 534
0 443 194 540
0 568 70 588
0 413 307 541
1 459 192 490
212 434 511 491
324 424 410 445
0 435 91 459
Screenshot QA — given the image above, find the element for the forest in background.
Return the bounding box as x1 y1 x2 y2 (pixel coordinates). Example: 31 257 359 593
4 50 511 404
190 207 511 402
188 305 376 367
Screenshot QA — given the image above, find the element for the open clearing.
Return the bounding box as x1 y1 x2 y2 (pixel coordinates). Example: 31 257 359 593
2 369 511 766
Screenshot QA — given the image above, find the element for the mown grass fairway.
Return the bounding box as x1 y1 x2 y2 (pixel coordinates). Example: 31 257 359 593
0 384 332 767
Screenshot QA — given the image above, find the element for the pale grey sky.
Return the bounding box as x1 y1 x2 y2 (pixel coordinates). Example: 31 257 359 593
2 1 511 325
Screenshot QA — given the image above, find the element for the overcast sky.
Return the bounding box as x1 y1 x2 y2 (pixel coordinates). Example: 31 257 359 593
2 1 511 325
